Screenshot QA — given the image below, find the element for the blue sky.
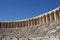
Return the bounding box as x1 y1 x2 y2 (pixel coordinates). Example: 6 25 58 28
0 0 60 21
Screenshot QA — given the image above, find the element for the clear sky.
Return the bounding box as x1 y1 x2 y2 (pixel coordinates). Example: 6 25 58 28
0 0 60 21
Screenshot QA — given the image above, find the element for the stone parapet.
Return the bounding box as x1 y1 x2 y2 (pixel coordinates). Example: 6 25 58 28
0 7 60 28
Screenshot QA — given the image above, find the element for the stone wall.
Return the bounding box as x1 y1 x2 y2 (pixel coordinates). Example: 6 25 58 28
0 19 60 40
0 7 60 28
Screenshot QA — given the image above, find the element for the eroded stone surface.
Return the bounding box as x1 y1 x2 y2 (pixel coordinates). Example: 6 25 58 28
0 19 60 40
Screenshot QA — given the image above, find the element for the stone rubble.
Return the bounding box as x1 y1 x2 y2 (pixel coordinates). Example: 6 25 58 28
0 20 60 40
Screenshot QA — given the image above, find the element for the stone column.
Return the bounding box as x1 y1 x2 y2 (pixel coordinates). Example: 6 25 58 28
6 22 8 28
6 23 9 28
23 21 25 27
27 21 29 27
25 21 28 27
0 22 1 28
32 19 35 26
27 20 29 27
2 22 4 28
21 22 23 27
36 18 38 25
15 22 16 28
17 22 19 28
8 22 10 28
4 22 6 28
25 21 26 27
0 22 2 28
20 22 22 27
8 22 9 28
15 22 18 28
5 23 8 28
54 10 59 21
39 16 43 25
7 22 9 28
50 12 55 23
12 22 13 28
36 18 39 25
1 22 2 27
22 21 23 27
39 17 42 25
9 22 11 28
11 22 12 28
29 20 31 26
42 15 46 24
54 11 57 21
31 19 36 26
35 18 38 25
18 22 20 27
19 22 20 27
38 17 40 25
19 22 22 27
46 14 50 23
12 22 15 28
22 21 25 27
41 16 43 24
11 22 13 28
28 19 32 27
10 22 12 28
26 21 28 27
18 22 20 28
59 8 60 19
35 18 37 25
13 22 15 28
5 23 6 28
42 16 44 24
31 19 33 26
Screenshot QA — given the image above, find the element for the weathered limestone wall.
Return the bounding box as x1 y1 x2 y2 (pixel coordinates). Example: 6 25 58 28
0 7 60 28
0 18 60 40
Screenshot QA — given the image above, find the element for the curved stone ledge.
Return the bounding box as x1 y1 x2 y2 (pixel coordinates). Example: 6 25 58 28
0 7 60 28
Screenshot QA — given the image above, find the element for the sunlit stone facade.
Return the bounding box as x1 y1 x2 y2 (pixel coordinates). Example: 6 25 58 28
0 7 60 40
0 7 60 28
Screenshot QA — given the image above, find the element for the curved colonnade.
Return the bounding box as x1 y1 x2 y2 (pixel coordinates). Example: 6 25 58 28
0 7 60 28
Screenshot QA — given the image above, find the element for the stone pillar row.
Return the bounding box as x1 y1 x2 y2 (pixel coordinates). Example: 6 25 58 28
0 8 60 28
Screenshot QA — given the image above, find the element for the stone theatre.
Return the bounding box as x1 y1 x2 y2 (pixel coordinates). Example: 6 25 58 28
0 7 60 40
